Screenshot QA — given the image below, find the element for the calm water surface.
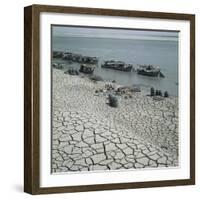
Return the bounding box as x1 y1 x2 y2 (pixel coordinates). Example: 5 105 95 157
52 36 178 96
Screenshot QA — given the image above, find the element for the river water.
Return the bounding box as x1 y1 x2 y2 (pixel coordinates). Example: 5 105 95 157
52 36 178 96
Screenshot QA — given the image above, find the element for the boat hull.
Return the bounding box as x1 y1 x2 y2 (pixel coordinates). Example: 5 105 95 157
137 70 160 77
101 64 132 72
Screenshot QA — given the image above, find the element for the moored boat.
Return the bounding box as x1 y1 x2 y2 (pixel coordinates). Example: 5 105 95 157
53 51 63 58
101 60 132 72
61 52 98 64
137 65 162 77
79 64 95 74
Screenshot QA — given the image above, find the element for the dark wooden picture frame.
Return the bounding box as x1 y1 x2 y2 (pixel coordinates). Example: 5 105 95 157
24 4 195 195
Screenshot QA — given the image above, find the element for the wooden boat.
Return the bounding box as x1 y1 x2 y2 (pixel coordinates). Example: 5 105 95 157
101 60 132 72
137 65 161 77
62 52 98 64
79 64 95 74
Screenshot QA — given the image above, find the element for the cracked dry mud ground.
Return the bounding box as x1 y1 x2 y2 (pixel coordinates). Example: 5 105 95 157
52 69 178 173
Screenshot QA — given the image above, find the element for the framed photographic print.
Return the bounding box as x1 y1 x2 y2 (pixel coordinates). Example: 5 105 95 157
24 4 195 194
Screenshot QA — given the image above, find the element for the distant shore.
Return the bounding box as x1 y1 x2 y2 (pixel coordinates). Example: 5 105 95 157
52 68 178 173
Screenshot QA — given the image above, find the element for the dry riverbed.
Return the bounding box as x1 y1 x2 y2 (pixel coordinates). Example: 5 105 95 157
52 68 179 173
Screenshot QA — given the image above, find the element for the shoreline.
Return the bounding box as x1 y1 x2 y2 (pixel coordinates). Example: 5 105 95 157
52 57 178 97
52 68 178 173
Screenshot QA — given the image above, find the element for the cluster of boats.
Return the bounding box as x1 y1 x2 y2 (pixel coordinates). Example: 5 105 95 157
53 51 165 77
101 61 164 77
